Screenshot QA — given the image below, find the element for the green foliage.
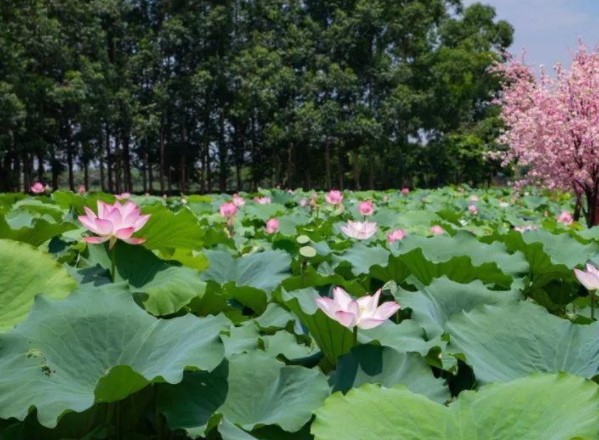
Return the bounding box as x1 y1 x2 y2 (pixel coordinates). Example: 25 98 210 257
312 374 599 440
0 239 77 331
0 0 512 192
1 187 596 439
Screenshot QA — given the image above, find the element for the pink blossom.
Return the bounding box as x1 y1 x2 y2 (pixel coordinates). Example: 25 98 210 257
387 229 407 243
359 200 375 216
265 218 279 234
78 201 150 249
232 193 246 207
557 210 574 225
78 185 86 194
299 198 308 207
115 192 131 200
255 196 271 204
574 263 599 291
341 220 377 240
401 188 410 195
316 287 400 330
468 205 478 215
325 190 344 205
219 202 238 218
30 182 45 194
431 225 444 235
493 45 599 226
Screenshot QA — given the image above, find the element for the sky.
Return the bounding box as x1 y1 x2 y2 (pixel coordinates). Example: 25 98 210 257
463 0 599 70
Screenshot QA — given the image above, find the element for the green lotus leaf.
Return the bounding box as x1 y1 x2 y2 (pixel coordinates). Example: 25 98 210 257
0 239 77 332
280 288 354 366
159 352 329 435
447 301 599 383
398 277 521 338
140 205 205 250
312 374 599 440
0 285 228 428
202 250 292 294
332 345 450 403
86 242 206 316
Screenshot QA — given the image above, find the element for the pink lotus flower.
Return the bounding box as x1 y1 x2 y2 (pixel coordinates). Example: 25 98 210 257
387 229 407 243
299 198 308 207
325 190 343 205
232 193 246 207
115 192 131 200
341 220 377 240
255 196 271 204
574 263 599 291
31 182 45 194
78 185 86 194
316 287 400 330
557 210 573 225
468 205 478 215
401 188 410 195
265 218 279 234
79 201 150 249
220 202 238 218
431 225 444 235
359 200 375 216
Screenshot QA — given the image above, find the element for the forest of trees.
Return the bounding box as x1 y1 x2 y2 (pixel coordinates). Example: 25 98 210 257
0 0 513 194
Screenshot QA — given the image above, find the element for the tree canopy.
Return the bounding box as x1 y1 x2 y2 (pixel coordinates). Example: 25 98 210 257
0 0 513 193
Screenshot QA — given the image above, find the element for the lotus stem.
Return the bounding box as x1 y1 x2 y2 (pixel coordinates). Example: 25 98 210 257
111 248 116 283
353 326 358 347
592 292 596 320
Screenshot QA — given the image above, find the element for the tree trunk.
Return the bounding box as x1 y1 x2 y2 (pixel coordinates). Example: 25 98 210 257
106 127 113 193
122 133 132 192
325 139 332 189
219 109 227 192
114 136 122 194
84 160 89 190
67 143 74 191
159 128 165 194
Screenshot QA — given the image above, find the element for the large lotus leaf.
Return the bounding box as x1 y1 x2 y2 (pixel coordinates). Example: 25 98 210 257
312 374 599 440
0 213 77 247
0 239 77 331
398 231 529 277
139 205 205 250
220 352 329 431
521 229 599 269
159 352 330 436
371 248 515 289
202 250 292 293
398 277 521 338
359 320 438 357
332 243 390 276
0 285 228 428
261 330 316 360
86 242 206 316
447 301 599 383
495 231 583 281
243 203 286 221
280 288 354 366
332 345 450 403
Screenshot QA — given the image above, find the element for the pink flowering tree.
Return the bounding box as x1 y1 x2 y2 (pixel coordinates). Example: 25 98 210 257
494 44 599 226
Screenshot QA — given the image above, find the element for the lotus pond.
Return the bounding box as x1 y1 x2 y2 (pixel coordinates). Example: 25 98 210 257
1 187 599 439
